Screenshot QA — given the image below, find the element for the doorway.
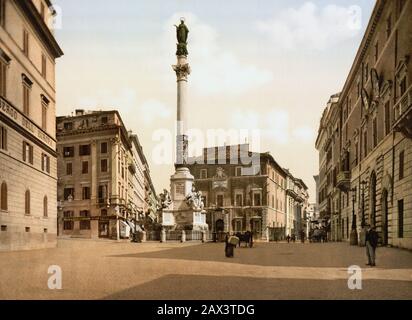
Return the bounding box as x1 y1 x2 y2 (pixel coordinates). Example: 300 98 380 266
98 221 109 238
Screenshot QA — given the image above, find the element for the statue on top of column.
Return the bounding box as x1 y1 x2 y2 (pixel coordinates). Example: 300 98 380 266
175 18 189 56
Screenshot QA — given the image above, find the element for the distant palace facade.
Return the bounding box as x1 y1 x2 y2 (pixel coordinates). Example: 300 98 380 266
185 144 309 241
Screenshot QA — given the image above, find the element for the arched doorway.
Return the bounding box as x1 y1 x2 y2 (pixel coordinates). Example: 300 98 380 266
370 172 377 226
215 219 224 232
381 189 389 245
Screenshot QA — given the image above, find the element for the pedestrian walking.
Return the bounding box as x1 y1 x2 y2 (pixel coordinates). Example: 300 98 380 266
291 234 296 243
365 225 379 267
286 234 291 243
225 233 237 258
300 230 305 243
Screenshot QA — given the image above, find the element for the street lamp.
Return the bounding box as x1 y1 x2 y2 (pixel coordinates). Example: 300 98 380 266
360 180 367 228
349 188 358 245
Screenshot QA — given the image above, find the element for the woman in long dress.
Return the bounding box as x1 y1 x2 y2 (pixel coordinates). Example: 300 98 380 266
225 233 234 258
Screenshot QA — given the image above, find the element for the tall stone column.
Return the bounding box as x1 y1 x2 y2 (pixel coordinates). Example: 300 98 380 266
173 55 191 166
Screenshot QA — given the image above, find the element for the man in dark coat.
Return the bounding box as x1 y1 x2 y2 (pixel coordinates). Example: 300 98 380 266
225 233 234 258
365 225 379 266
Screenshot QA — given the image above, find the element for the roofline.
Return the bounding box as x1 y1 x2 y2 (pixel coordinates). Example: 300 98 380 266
15 0 64 58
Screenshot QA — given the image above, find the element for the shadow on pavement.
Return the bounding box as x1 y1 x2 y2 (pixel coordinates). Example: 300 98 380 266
102 274 412 300
107 242 412 269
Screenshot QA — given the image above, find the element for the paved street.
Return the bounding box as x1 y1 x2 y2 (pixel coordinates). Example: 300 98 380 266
0 240 411 300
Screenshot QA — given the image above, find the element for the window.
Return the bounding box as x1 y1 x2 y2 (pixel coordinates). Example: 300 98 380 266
386 15 392 39
0 55 7 97
398 199 404 238
41 54 46 78
98 185 107 202
374 42 379 62
22 76 32 116
63 211 74 230
82 187 90 200
63 146 74 157
216 194 224 207
101 209 107 216
384 101 391 136
64 188 74 200
272 195 275 208
363 131 368 158
399 150 404 180
25 189 30 215
364 63 369 82
41 153 50 173
41 95 49 131
80 210 91 230
235 194 243 206
43 196 47 217
400 77 407 96
200 169 207 179
66 162 72 175
1 181 7 211
25 227 30 233
23 29 29 57
0 125 7 150
82 161 89 174
253 192 261 206
235 167 242 177
0 0 5 27
79 144 91 156
101 142 108 154
1 225 6 231
101 116 108 125
63 122 73 130
372 117 378 148
354 141 359 165
100 159 108 173
22 141 33 164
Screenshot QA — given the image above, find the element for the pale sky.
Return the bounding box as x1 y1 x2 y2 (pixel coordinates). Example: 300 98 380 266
53 0 376 202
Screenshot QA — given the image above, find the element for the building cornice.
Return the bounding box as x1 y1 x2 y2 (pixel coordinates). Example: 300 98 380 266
14 0 64 58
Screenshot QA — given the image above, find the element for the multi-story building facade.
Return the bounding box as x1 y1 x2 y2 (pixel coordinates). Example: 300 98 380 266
186 144 291 241
284 170 309 238
56 110 155 240
316 0 412 249
0 0 63 250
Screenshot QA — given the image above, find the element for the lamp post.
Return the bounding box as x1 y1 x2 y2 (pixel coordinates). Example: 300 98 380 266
360 180 367 227
359 180 367 246
349 188 358 245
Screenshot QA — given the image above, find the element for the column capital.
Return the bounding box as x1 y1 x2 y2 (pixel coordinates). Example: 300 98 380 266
173 63 191 81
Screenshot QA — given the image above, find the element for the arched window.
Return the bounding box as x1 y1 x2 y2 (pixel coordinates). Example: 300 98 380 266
43 196 48 217
1 181 7 211
25 189 30 215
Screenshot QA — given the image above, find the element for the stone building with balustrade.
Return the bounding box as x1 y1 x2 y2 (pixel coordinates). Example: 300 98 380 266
56 109 156 240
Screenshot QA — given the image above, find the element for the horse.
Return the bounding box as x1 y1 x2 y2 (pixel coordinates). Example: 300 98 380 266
235 231 253 248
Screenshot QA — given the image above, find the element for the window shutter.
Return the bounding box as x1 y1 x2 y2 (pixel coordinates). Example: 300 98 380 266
22 142 26 162
29 145 33 164
41 153 44 171
47 156 50 173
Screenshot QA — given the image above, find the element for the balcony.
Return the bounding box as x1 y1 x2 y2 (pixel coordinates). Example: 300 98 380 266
393 86 412 139
336 171 351 192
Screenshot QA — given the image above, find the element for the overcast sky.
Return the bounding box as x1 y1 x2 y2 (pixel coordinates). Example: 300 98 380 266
54 0 376 202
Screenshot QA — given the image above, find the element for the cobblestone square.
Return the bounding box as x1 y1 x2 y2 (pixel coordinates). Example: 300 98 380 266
0 240 411 300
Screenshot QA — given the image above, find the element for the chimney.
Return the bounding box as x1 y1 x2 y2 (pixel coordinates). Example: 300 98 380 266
75 109 85 116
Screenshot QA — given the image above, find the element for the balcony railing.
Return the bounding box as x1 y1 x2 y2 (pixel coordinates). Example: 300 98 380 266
336 171 351 192
393 85 412 139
